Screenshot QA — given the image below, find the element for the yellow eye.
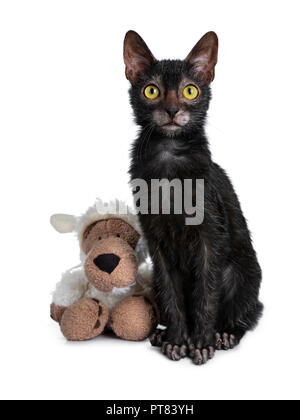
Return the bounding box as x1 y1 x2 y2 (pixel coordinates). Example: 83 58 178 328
183 85 199 100
144 85 160 100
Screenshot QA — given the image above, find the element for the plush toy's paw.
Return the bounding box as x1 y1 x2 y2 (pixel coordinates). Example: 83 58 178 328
60 298 108 341
215 332 238 350
110 296 158 341
50 303 67 323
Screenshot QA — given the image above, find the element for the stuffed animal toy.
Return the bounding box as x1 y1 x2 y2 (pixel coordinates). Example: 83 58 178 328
50 200 158 342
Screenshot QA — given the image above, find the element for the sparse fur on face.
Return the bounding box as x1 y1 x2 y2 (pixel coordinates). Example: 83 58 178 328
132 64 212 138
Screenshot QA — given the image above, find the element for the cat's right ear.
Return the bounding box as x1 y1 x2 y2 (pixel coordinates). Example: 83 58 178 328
123 31 156 85
185 32 218 84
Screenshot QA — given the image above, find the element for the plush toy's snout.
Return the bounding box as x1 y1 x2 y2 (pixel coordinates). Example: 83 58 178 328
84 236 138 292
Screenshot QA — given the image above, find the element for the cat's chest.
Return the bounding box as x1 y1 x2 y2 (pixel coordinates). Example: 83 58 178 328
148 139 189 175
154 139 184 159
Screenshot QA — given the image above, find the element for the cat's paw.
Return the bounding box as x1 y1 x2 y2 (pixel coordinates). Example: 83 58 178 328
150 328 167 347
188 343 215 365
151 327 188 361
215 332 238 350
161 341 188 361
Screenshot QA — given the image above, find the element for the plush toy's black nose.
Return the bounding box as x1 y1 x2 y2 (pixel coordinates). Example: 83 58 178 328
93 253 120 274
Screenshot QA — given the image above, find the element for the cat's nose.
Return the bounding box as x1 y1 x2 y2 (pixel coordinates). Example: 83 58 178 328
166 106 179 119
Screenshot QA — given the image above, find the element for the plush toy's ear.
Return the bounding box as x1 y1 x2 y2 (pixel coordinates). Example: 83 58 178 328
185 32 218 84
50 214 77 233
124 30 156 84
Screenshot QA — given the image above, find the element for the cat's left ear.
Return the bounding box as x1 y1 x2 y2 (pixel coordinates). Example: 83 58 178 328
185 32 218 84
124 31 156 84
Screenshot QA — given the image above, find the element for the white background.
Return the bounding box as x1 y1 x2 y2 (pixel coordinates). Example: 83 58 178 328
0 0 299 401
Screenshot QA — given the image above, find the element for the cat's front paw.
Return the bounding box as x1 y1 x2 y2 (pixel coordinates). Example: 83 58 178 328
187 334 215 365
150 328 167 347
215 332 238 350
188 343 215 365
161 341 188 361
158 329 189 361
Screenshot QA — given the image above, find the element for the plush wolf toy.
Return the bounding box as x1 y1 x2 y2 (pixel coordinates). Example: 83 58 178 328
50 200 158 342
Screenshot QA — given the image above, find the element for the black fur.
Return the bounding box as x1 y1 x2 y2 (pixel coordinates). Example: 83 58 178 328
128 59 263 363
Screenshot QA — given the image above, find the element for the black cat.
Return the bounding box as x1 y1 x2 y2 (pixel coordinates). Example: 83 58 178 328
124 31 263 365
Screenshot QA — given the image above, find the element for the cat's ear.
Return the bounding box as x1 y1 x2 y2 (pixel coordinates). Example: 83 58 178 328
185 32 218 84
124 31 156 84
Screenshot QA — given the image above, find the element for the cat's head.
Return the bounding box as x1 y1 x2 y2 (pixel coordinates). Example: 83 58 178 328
124 31 218 137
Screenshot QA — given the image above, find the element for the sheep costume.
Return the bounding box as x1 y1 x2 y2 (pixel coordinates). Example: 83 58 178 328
50 200 158 342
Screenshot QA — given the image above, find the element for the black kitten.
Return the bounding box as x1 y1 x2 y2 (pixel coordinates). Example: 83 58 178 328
124 31 263 365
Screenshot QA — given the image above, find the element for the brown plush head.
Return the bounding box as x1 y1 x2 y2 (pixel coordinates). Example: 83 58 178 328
82 218 140 292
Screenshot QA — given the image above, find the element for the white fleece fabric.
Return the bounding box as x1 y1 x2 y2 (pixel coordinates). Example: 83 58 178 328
75 200 142 249
52 263 153 312
52 266 89 308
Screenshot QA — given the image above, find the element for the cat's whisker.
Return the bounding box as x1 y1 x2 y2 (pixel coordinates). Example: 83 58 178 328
136 124 150 161
144 124 155 159
138 122 154 161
